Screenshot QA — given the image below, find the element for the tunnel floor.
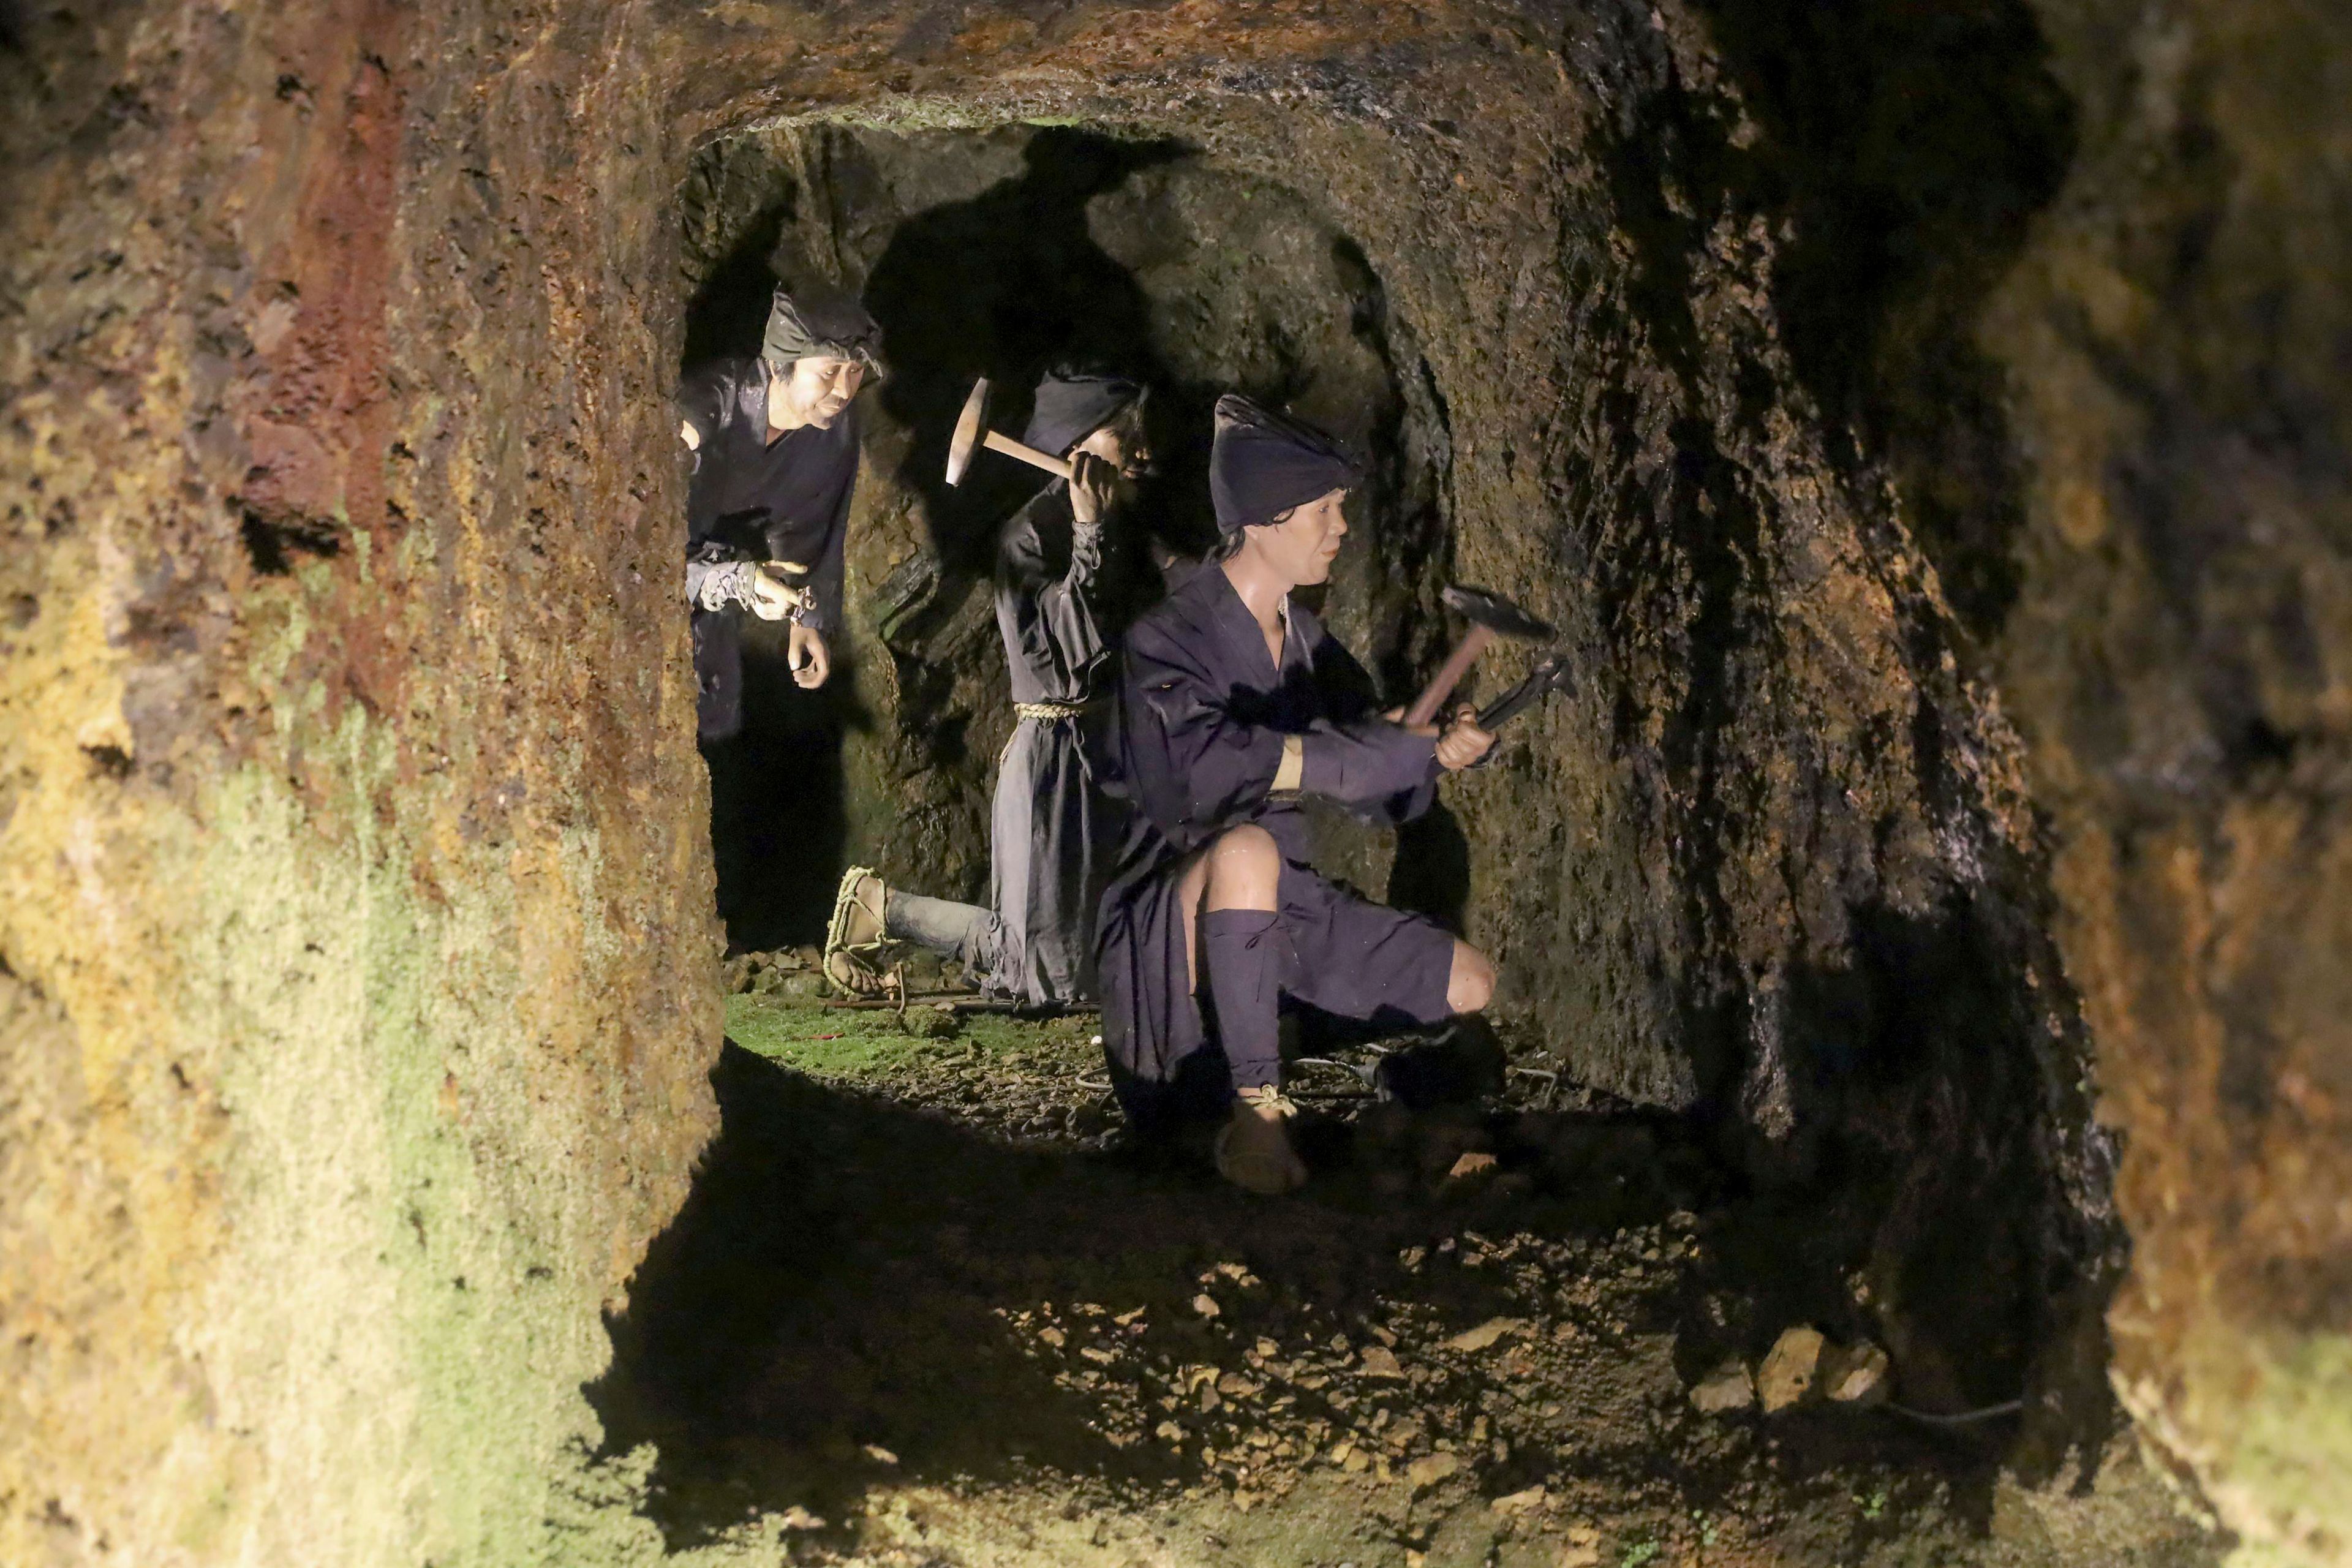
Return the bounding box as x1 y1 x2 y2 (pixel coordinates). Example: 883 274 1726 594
589 971 2217 1567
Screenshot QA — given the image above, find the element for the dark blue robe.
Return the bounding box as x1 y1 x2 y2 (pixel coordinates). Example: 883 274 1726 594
676 355 859 741
1096 565 1446 1109
984 481 1129 1004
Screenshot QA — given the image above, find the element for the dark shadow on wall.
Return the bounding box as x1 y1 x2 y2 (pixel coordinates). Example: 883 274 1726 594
1387 805 1471 933
1765 897 2063 1412
1698 0 2075 640
683 194 797 370
861 127 1197 576
1568 0 2101 1452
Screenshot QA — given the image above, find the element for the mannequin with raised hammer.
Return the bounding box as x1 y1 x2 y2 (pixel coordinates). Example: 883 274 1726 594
1096 394 1498 1195
825 369 1153 1005
676 284 884 739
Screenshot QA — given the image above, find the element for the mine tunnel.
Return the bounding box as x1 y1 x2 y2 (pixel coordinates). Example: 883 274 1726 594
585 112 2125 1555
4 2 2349 1566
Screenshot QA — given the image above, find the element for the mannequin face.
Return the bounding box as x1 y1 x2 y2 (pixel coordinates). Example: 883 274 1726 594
1242 489 1349 589
1072 417 1152 479
769 355 865 430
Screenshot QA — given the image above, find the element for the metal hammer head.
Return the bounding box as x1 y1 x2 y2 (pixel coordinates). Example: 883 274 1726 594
1442 584 1553 642
945 376 992 487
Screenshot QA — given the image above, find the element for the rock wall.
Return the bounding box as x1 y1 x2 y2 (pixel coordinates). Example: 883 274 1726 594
1 0 2345 1563
1980 0 2352 1558
0 4 715 1563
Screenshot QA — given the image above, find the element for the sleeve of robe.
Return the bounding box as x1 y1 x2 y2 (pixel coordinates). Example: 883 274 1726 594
999 487 1109 692
1298 628 1441 823
1121 616 1436 851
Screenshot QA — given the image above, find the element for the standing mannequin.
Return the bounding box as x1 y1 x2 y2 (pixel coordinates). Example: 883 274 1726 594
676 285 884 739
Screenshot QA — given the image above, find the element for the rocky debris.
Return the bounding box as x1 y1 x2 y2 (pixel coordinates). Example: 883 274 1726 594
1491 1483 1547 1516
960 1212 1747 1521
1820 1340 1890 1406
1689 1357 1755 1414
1695 1331 1888 1417
725 945 826 997
1558 1523 1603 1567
1758 1325 1826 1412
1441 1316 1524 1353
621 1006 2218 1567
1404 1450 1460 1491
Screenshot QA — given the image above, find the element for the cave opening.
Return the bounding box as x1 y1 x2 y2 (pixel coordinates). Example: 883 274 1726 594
682 123 1461 952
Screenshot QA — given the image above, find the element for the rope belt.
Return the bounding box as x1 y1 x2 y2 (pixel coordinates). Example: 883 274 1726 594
1014 699 1098 722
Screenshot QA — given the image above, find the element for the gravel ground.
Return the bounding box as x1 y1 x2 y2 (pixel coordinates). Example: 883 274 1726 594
588 963 2223 1567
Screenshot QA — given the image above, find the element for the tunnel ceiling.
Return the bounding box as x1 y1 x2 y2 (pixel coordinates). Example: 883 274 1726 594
2 0 2348 1563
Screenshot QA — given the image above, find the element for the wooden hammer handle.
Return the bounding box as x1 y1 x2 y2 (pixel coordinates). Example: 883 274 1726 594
1403 624 1495 728
983 429 1074 480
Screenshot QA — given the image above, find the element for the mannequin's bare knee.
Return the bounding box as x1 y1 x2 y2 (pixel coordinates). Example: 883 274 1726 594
1202 823 1280 912
1176 853 1212 988
1446 941 1496 1014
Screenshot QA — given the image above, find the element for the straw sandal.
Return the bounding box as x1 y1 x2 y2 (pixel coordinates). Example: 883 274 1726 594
1214 1085 1306 1195
823 865 894 995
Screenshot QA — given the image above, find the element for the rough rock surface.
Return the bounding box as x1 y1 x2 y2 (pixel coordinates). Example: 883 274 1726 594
1977 3 2352 1559
1 0 2346 1562
1 6 718 1564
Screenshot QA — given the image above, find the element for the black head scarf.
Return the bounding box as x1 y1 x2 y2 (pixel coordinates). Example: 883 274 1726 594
1022 368 1145 458
1208 394 1363 532
763 285 888 379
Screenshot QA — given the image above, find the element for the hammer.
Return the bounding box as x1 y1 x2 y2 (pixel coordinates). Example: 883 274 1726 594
1401 585 1555 728
944 377 1073 486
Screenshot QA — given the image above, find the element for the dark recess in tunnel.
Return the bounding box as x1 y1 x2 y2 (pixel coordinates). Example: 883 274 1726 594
862 129 1196 573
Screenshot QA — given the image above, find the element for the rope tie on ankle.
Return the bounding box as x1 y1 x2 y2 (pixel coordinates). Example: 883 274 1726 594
1238 1084 1297 1118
